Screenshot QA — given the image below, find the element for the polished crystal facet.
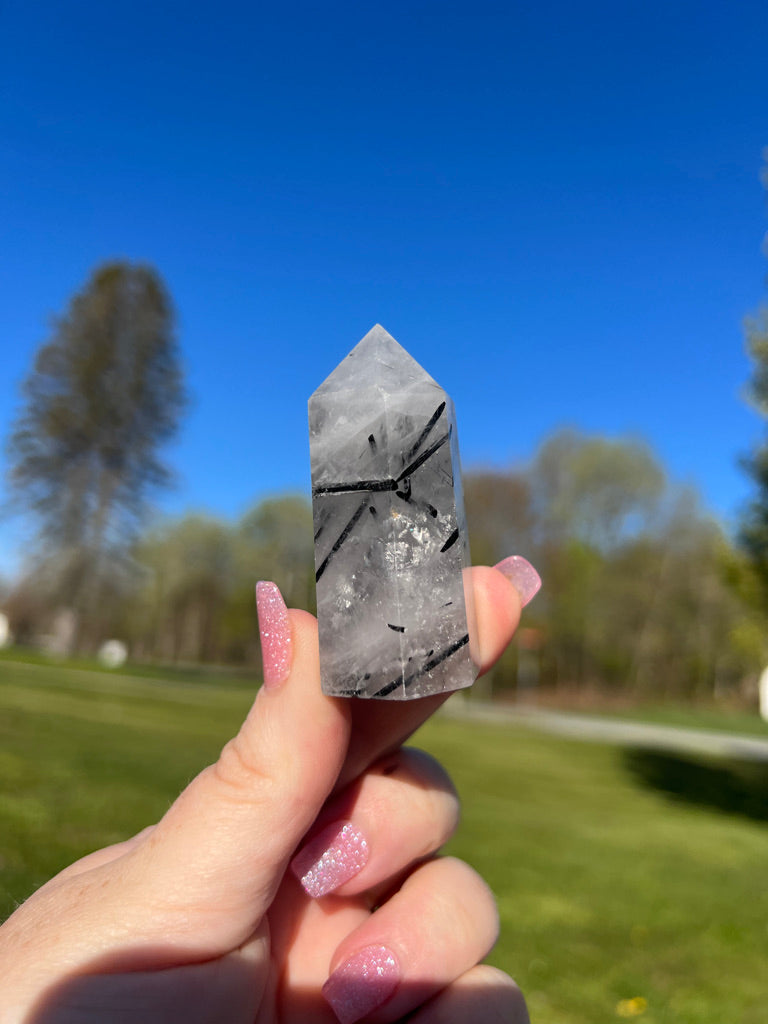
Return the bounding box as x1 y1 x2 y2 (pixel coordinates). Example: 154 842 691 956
308 324 477 699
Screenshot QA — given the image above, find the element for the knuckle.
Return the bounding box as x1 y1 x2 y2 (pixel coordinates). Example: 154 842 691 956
212 734 279 798
382 746 459 804
209 733 306 830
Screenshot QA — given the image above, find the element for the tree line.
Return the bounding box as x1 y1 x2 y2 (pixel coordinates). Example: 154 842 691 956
466 432 765 702
4 226 768 706
4 426 767 704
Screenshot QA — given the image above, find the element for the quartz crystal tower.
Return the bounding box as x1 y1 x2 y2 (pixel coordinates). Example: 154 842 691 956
309 325 477 699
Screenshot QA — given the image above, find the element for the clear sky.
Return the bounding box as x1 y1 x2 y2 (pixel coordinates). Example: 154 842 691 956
1 1 767 577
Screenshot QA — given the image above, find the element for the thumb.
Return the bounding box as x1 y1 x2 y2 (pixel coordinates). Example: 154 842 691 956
117 584 350 957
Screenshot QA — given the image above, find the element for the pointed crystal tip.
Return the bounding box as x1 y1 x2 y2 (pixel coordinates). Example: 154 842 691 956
311 324 440 398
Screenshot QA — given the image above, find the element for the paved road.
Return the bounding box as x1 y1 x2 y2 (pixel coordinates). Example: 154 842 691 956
442 699 768 762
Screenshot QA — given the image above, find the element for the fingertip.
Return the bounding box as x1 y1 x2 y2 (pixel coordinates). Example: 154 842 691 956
256 581 292 688
255 587 322 694
493 556 542 607
470 565 522 674
253 605 351 783
286 606 321 665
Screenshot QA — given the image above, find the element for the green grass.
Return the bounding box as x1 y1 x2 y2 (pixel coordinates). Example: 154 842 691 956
0 659 253 909
0 644 258 688
2 659 768 1023
422 718 768 1023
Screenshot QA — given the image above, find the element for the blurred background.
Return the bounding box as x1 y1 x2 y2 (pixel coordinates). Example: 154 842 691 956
2 2 768 1021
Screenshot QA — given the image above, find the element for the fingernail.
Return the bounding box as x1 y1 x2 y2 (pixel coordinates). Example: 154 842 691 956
255 581 292 689
323 945 400 1024
494 555 542 607
291 820 370 898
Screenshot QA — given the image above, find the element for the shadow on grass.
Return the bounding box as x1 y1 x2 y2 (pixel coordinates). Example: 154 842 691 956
624 748 768 824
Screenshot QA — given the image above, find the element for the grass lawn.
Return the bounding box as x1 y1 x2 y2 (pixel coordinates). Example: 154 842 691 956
2 658 767 1023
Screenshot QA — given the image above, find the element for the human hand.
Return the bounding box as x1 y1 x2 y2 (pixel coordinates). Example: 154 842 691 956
0 563 535 1023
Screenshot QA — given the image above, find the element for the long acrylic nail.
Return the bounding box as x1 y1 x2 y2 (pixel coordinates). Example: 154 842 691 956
255 581 292 689
323 945 400 1024
291 820 370 898
494 555 542 607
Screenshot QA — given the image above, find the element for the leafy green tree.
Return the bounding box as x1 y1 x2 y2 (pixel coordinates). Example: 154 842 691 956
130 515 234 662
528 429 665 551
604 492 754 700
740 309 768 589
464 470 533 568
236 496 315 613
740 149 768 597
125 496 315 666
222 496 315 663
467 430 760 701
6 261 186 649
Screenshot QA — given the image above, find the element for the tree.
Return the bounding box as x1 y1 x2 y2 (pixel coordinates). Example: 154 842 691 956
130 514 234 663
527 429 665 552
466 430 760 701
236 495 316 612
740 149 768 598
225 496 316 662
6 261 186 649
123 496 315 666
741 310 768 587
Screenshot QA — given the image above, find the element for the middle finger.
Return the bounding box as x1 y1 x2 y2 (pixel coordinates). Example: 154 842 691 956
290 748 459 900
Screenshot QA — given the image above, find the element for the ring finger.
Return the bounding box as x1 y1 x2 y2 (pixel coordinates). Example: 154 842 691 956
321 856 499 1024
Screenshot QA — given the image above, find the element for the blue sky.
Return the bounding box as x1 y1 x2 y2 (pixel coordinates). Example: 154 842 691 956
1 1 767 577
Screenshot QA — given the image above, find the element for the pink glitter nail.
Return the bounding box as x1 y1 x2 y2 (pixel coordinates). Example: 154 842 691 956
255 581 292 689
322 944 399 1024
291 820 369 898
494 555 542 607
